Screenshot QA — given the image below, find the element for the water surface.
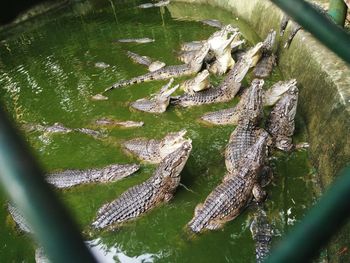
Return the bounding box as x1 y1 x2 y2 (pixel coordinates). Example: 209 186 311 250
0 1 316 262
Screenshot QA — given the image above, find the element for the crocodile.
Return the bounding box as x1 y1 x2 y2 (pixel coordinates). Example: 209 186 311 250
102 43 210 93
171 42 263 108
130 78 179 113
267 85 299 151
122 129 187 163
208 32 238 75
180 69 211 94
94 62 110 69
7 203 32 233
200 19 224 29
113 38 155 43
126 51 166 72
93 118 144 128
224 79 264 174
92 139 192 229
200 79 296 125
187 132 269 233
46 163 140 189
177 49 215 65
250 205 273 263
22 122 103 138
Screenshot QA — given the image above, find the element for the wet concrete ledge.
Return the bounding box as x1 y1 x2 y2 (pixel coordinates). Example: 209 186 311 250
172 0 350 261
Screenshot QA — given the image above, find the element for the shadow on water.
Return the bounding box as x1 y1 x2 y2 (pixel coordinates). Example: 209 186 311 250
0 0 317 262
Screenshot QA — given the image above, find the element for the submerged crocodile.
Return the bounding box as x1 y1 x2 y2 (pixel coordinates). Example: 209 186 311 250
46 163 140 189
93 118 144 128
130 78 179 113
250 205 273 263
200 79 297 126
267 85 298 151
22 122 103 138
180 69 211 94
101 43 210 93
7 203 32 233
114 38 155 43
92 140 192 229
122 130 187 163
170 43 263 107
188 132 269 233
200 19 224 29
253 30 277 79
126 51 166 72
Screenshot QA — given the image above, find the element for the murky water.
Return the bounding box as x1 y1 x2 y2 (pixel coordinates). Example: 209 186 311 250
0 1 317 262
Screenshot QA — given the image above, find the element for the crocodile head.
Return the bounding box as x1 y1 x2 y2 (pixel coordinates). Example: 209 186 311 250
263 79 297 106
262 29 277 54
159 139 192 179
181 69 210 94
244 42 264 68
189 42 210 70
268 86 299 151
238 79 264 126
159 129 188 158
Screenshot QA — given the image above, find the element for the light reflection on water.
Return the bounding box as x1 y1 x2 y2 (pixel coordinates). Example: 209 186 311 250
88 238 162 263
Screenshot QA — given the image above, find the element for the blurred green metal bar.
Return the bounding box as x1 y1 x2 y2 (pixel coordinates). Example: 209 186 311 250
0 107 97 263
270 0 350 64
328 0 347 26
266 166 350 262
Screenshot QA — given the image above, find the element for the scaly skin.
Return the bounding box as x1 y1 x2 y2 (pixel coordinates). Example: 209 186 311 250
188 133 268 233
200 79 296 125
126 51 165 72
92 140 192 229
46 164 140 189
130 79 179 113
267 86 298 151
254 30 277 78
103 43 209 92
250 206 273 263
180 70 211 94
7 203 32 233
122 130 187 163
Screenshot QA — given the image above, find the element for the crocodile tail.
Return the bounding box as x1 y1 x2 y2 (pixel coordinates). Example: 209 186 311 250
188 216 205 233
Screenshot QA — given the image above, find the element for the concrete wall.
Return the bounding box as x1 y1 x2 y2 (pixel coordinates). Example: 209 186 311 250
172 0 350 261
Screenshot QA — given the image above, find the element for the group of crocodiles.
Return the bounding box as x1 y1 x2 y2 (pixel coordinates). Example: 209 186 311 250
7 7 309 263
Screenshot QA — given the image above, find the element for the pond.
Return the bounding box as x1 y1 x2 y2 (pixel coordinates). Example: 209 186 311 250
0 0 317 262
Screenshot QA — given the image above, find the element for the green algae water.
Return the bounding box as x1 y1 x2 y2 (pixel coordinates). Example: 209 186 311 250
0 1 317 262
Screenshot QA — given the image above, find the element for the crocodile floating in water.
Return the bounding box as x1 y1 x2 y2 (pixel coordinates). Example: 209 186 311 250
138 0 170 8
126 51 166 72
250 205 273 263
267 85 298 151
253 30 277 79
224 79 264 174
113 38 155 44
171 43 263 107
180 69 211 94
100 43 210 93
22 122 103 138
7 203 32 233
123 130 187 163
92 139 192 229
130 78 179 113
200 19 224 29
188 132 269 233
93 118 144 128
46 163 140 189
200 79 297 126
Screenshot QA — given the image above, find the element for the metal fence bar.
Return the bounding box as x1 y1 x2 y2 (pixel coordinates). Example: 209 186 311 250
328 0 348 26
266 166 350 262
0 107 97 263
270 0 350 64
